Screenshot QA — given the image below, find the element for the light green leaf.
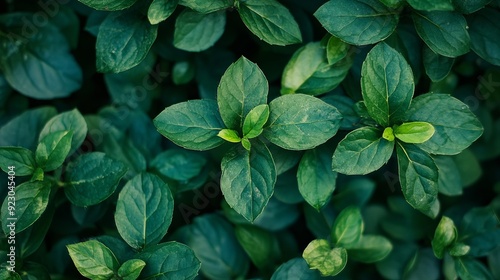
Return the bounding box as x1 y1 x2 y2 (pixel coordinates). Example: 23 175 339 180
118 259 146 280
235 225 277 271
35 130 73 172
396 142 439 218
64 152 128 207
332 206 364 248
39 108 87 157
455 257 494 280
468 8 500 66
382 127 395 142
148 0 178 24
218 129 241 143
243 104 269 139
347 235 393 263
412 11 470 58
77 0 137 11
423 45 455 82
67 240 119 280
263 94 341 150
302 239 347 277
314 0 399 45
406 93 484 155
453 0 491 13
115 173 174 250
150 149 207 181
221 140 276 222
326 35 350 65
237 0 302 46
154 99 226 151
431 216 457 259
1 181 51 234
434 155 462 196
271 258 321 280
406 0 454 11
0 147 36 176
97 9 158 73
241 138 251 151
179 0 233 13
394 122 435 144
332 127 394 175
298 147 337 210
174 9 226 52
361 43 414 127
217 56 268 130
281 42 352 95
450 243 471 257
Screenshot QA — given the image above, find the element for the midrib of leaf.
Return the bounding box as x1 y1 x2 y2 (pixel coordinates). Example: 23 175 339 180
244 4 298 39
16 187 46 225
70 174 107 186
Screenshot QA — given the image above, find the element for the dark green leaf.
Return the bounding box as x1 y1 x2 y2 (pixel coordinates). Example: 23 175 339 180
154 99 226 151
455 257 494 280
314 0 399 45
375 241 419 279
331 178 376 210
348 235 393 263
271 257 321 280
65 152 128 207
77 0 138 11
453 0 491 13
0 147 35 176
434 155 462 196
302 239 347 276
179 0 233 13
423 46 455 82
406 0 454 11
264 94 341 150
238 0 302 46
243 104 269 139
403 248 440 280
148 0 178 24
431 216 457 259
174 9 225 52
321 94 361 130
150 149 207 181
361 43 414 126
117 259 146 280
235 225 277 271
35 130 73 172
220 140 276 221
67 240 119 280
453 149 482 186
332 127 394 175
468 8 500 66
172 60 195 85
332 206 364 248
17 203 54 258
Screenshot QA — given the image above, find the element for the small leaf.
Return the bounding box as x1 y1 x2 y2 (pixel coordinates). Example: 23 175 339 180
423 45 455 82
332 127 394 175
382 127 395 142
118 259 146 280
431 216 458 259
35 130 73 172
303 239 347 276
468 8 500 66
347 235 393 263
406 0 454 11
0 147 36 176
154 99 226 151
394 122 435 144
172 61 195 85
150 149 207 181
326 35 350 65
67 240 119 280
148 0 178 24
263 94 342 150
218 129 241 143
241 138 251 151
449 243 471 257
174 9 226 52
332 206 364 248
179 0 233 13
243 104 269 139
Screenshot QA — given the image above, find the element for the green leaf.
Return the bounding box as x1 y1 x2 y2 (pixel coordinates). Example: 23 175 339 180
67 240 119 280
396 142 439 218
0 14 82 100
237 0 302 46
235 225 277 271
115 173 174 250
406 0 454 11
382 127 395 142
453 0 491 13
136 242 201 280
403 248 441 279
332 127 394 175
449 243 471 257
0 147 36 176
326 35 350 65
117 259 146 280
174 9 226 52
241 138 251 151
314 0 399 45
77 0 138 11
406 93 484 155
361 43 414 127
263 94 341 150
243 104 269 139
154 99 226 151
97 9 158 73
455 257 494 280
379 0 404 8
302 239 347 277
148 0 178 24
217 56 268 130
394 122 435 144
172 60 196 85
468 8 500 66
332 206 364 248
39 108 87 157
17 203 54 258
453 149 482 186
431 216 457 259
1 181 51 234
297 147 337 210
179 0 233 13
347 235 393 263
412 11 470 58
271 258 321 280
423 46 455 82
434 155 462 196
218 129 242 143
220 140 276 222
64 152 128 207
35 130 73 172
281 42 353 95
150 149 207 181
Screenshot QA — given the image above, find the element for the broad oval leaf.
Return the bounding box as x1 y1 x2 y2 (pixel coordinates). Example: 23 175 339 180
77 0 137 11
1 181 51 234
348 235 393 263
431 216 457 259
455 257 494 280
332 127 394 175
332 206 364 248
468 8 500 66
221 140 276 222
263 94 341 150
0 147 36 176
303 239 347 276
148 0 178 25
271 258 321 280
314 0 399 45
406 93 484 155
412 11 470 58
396 142 439 218
67 240 119 280
64 152 128 207
423 45 455 82
150 149 207 181
179 0 233 13
394 122 435 144
174 9 226 52
35 130 73 172
115 173 174 250
434 155 462 196
217 56 268 130
406 0 454 11
118 259 146 280
235 225 277 271
453 0 491 14
361 43 414 127
97 9 158 73
154 99 226 151
237 0 302 46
